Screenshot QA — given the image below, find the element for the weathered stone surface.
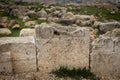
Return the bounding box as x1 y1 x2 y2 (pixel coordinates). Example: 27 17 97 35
0 62 13 74
36 23 90 72
0 28 12 35
0 37 36 74
37 8 47 18
0 51 12 74
20 28 35 37
93 21 120 33
12 59 36 73
25 21 36 27
91 30 120 80
60 12 75 25
12 24 20 29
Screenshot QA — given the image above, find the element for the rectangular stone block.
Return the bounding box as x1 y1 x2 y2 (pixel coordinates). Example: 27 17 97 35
0 62 13 74
0 37 36 61
91 37 120 80
0 37 37 74
36 24 90 72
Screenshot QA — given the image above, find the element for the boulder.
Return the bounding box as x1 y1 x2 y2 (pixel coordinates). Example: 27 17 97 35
0 37 36 74
47 17 60 23
12 24 20 29
20 28 35 37
47 6 56 13
22 16 30 22
102 28 120 38
25 21 36 27
6 5 28 18
9 8 27 18
37 8 47 18
27 11 37 19
36 23 90 72
0 28 12 35
60 12 75 25
93 21 120 33
75 15 96 21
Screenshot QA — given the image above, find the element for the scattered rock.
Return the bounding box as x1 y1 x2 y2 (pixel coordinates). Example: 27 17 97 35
20 28 35 37
0 28 12 35
102 28 120 38
93 21 120 33
60 12 75 25
22 16 30 22
25 21 36 27
37 8 47 18
27 11 37 18
12 24 20 29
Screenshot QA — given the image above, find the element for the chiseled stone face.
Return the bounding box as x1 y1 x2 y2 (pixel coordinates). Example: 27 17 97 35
36 24 90 72
0 37 36 74
91 36 120 80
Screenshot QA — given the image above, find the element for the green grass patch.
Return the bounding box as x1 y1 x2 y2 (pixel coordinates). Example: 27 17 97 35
37 19 47 24
67 6 120 21
0 29 21 37
51 67 99 80
10 28 21 37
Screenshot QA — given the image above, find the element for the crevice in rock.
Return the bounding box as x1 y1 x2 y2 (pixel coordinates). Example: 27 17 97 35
34 37 39 72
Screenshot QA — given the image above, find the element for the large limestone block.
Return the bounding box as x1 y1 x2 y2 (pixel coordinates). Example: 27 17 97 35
0 37 36 74
0 37 36 60
36 23 90 72
91 36 120 80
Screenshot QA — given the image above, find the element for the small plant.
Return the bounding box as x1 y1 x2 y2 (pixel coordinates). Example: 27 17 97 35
51 66 99 80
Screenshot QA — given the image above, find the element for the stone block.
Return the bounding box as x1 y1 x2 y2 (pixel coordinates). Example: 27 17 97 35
36 24 90 72
91 37 120 80
0 37 37 74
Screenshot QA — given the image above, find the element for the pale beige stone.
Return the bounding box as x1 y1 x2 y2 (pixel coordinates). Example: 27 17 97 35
0 62 13 74
0 37 36 74
91 35 120 80
0 52 11 63
20 28 35 37
0 28 11 35
36 23 90 72
12 59 36 73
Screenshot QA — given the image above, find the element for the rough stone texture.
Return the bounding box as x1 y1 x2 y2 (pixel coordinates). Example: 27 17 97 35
0 37 36 74
0 28 12 35
20 28 35 37
36 23 90 72
93 21 120 33
91 30 120 80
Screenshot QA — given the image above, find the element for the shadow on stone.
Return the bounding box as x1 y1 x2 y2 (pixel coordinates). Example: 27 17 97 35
51 66 100 80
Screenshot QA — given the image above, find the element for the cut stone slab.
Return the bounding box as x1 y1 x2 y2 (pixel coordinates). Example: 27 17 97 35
0 37 36 61
36 23 90 72
0 37 36 74
91 36 120 80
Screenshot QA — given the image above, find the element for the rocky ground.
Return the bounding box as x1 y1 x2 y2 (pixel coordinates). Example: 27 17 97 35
0 1 120 80
0 2 120 38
